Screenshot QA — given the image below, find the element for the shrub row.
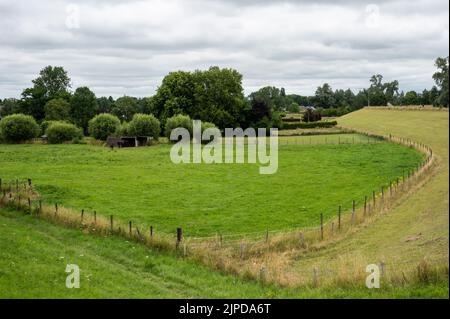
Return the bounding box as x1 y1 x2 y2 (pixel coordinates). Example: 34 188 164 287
280 120 338 130
0 112 218 144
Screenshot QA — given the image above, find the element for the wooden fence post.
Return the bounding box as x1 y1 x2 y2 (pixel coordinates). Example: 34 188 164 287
338 206 341 230
150 226 153 239
81 209 84 223
176 227 183 249
313 268 319 287
129 221 132 237
55 203 58 216
320 213 324 240
110 215 113 232
28 198 31 212
364 196 367 215
372 190 376 208
352 200 355 223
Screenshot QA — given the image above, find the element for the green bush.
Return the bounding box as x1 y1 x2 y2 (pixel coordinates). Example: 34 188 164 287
46 121 83 144
164 114 193 139
88 113 121 140
44 98 71 121
115 122 130 136
128 113 161 139
201 121 218 143
0 114 40 143
40 120 64 135
281 120 338 130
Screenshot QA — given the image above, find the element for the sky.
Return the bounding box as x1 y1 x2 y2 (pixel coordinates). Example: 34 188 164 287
0 0 448 98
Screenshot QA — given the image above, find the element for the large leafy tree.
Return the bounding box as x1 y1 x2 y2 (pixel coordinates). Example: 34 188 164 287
0 98 21 118
314 83 335 108
433 56 449 107
44 98 71 121
368 74 399 106
403 91 419 105
152 67 246 129
70 87 97 133
97 96 115 114
111 96 139 121
249 86 291 112
21 66 71 121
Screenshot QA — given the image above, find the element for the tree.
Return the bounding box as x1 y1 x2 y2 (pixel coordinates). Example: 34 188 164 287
368 74 399 106
152 67 246 129
245 94 272 128
433 56 449 107
44 98 71 121
0 98 21 118
70 87 97 133
20 66 71 121
111 96 139 121
249 86 291 112
287 102 300 113
403 91 419 105
97 96 114 114
32 66 71 99
314 83 335 108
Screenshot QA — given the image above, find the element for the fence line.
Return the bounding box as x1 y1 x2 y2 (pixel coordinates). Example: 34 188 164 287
0 129 439 286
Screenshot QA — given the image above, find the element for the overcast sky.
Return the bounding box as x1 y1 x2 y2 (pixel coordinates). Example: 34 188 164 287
0 0 448 98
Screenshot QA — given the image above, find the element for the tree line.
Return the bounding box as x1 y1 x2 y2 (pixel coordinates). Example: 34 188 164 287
0 56 448 136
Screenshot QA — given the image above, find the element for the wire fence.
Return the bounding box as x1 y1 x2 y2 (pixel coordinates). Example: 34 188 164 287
0 129 442 286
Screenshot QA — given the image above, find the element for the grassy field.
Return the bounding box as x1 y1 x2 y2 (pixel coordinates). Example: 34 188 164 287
1 206 446 298
0 109 447 298
0 134 423 237
285 108 448 296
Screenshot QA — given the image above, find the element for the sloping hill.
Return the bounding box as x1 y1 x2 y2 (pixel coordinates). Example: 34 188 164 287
291 108 448 292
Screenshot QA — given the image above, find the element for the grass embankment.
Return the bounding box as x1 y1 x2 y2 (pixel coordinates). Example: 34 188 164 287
284 108 448 295
0 206 446 298
0 134 422 237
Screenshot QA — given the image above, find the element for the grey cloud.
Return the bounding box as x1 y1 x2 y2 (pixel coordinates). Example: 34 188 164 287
0 0 448 98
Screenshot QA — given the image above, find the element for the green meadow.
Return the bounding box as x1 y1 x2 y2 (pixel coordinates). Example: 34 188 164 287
0 133 423 237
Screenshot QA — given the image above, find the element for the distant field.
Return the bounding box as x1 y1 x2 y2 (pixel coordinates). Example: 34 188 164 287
0 133 423 237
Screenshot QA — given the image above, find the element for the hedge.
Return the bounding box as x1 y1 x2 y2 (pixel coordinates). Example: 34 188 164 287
280 120 338 130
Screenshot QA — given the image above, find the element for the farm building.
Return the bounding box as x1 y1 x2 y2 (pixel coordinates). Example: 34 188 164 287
106 136 152 148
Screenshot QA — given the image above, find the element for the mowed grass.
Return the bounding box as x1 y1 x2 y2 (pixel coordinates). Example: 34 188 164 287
0 134 423 237
1 207 446 298
286 109 448 298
